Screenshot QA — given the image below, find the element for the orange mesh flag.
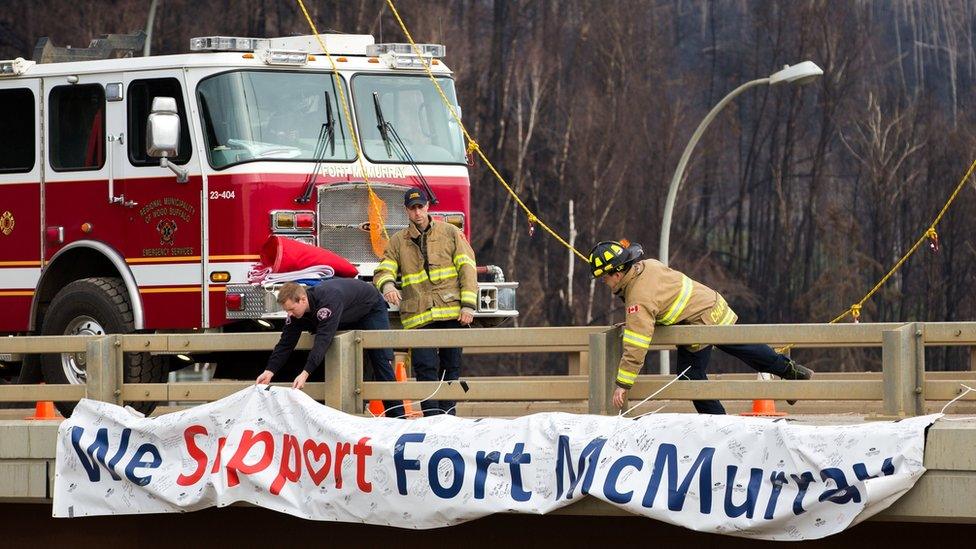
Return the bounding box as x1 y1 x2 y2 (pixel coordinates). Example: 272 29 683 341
367 189 389 258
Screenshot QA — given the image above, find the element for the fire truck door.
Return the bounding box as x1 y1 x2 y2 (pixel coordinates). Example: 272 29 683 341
120 71 203 329
42 75 127 264
0 77 41 332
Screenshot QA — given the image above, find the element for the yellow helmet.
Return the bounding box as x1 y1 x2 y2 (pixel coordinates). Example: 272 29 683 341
588 240 643 278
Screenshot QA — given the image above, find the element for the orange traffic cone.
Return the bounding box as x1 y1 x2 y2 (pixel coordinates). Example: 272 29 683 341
740 373 786 417
740 398 786 417
368 361 423 418
395 361 422 419
26 382 60 420
367 399 386 417
26 400 58 420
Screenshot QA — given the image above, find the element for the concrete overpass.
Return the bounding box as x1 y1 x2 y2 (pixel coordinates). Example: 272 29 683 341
2 322 976 542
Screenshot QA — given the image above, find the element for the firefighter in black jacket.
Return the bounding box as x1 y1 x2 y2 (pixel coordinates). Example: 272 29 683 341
255 280 403 417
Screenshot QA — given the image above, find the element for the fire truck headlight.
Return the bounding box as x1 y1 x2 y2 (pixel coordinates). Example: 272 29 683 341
444 213 464 230
497 288 516 312
430 212 465 230
272 210 315 234
273 211 296 229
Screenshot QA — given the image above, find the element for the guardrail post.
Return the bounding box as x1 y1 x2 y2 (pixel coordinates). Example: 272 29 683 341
354 331 364 408
85 335 123 405
323 331 358 414
882 323 924 417
568 351 590 376
588 327 621 415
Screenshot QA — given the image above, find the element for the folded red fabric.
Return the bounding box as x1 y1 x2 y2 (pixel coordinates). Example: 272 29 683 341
259 235 359 278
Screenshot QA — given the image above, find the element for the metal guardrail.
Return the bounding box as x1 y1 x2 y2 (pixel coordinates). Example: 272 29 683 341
0 322 974 417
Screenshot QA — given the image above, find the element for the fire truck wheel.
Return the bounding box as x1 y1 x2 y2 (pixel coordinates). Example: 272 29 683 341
39 277 168 417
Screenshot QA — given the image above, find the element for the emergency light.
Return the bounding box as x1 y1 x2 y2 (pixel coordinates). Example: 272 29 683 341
365 43 446 70
258 49 309 66
0 58 34 76
189 36 269 52
190 36 309 66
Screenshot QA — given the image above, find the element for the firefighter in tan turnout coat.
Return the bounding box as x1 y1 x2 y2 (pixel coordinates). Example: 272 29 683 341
375 188 478 416
589 240 813 414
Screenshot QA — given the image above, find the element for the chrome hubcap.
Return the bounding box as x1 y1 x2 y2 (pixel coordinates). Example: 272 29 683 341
61 316 105 384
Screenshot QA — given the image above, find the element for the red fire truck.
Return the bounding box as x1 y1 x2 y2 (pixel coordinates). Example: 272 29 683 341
0 32 517 408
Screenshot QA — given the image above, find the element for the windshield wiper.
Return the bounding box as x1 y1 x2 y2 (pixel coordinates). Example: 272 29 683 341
372 92 394 159
371 92 438 205
297 91 336 204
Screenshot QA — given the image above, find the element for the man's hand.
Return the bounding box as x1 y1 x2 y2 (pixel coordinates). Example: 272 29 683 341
292 371 310 390
384 288 402 307
458 309 474 326
613 387 628 409
256 370 274 385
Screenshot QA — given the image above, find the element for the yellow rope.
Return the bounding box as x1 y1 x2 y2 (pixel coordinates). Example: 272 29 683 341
300 1 975 324
778 158 976 353
295 0 389 252
383 0 588 262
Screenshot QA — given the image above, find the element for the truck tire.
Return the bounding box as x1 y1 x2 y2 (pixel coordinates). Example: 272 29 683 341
40 277 168 417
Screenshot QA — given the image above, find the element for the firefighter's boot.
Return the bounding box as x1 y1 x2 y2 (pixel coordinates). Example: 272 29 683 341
780 359 813 405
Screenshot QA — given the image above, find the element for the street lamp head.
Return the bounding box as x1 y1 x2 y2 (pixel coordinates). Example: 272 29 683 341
768 61 823 86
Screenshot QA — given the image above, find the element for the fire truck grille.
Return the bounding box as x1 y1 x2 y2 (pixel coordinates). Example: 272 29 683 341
317 183 409 263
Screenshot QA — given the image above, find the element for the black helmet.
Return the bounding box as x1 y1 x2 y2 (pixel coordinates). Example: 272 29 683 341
588 240 643 278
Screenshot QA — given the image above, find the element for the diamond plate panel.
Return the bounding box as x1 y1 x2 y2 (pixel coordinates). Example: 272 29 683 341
225 284 277 319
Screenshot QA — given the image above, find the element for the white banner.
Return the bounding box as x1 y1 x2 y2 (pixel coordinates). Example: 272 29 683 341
53 387 936 540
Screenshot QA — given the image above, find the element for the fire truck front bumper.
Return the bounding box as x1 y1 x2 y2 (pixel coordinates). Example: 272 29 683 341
223 281 519 323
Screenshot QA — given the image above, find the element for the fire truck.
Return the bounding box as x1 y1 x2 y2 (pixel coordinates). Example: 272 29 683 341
0 32 517 410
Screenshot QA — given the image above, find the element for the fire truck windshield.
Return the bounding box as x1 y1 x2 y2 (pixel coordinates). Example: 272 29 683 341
197 70 356 169
352 74 465 165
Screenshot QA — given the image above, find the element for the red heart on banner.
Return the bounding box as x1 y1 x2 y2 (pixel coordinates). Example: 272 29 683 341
303 439 332 486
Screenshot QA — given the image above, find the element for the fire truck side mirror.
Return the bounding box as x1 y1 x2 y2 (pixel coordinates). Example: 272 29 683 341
147 97 188 183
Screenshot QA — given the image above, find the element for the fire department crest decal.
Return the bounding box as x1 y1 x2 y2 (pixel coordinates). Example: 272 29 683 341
0 211 14 236
156 219 177 245
316 307 332 321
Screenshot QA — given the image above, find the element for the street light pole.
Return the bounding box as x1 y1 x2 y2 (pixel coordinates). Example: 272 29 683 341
658 77 769 267
656 61 823 374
